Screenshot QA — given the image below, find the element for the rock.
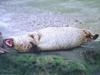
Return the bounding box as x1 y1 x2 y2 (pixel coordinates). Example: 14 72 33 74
0 32 9 54
83 50 100 64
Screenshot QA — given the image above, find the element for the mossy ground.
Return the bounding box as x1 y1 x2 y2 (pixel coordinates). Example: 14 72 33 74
0 53 87 75
0 41 100 75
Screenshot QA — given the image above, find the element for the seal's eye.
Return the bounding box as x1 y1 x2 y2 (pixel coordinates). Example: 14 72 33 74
3 38 14 47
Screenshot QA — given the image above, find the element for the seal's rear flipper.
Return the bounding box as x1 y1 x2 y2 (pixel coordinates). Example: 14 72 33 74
93 34 99 40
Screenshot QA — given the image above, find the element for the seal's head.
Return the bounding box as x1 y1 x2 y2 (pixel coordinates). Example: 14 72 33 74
3 36 34 52
3 33 40 52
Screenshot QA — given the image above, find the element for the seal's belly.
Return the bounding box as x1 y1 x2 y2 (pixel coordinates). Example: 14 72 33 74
38 27 83 50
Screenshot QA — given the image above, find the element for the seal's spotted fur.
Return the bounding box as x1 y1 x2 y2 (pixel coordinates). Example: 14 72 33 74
4 27 99 52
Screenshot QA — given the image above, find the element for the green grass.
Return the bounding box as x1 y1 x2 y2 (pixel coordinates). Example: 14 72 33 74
0 53 87 75
0 48 100 75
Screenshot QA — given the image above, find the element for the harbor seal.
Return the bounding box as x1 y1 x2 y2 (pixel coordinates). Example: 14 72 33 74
3 27 99 52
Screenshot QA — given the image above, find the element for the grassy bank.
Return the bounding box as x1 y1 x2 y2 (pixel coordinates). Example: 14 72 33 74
0 53 87 75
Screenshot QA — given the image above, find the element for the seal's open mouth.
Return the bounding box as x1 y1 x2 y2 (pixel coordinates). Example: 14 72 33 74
3 38 14 48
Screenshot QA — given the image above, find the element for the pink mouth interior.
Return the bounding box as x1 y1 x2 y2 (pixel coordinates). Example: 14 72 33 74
4 38 13 47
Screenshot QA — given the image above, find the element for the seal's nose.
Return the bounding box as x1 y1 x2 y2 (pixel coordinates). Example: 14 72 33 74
3 38 14 47
93 34 99 40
